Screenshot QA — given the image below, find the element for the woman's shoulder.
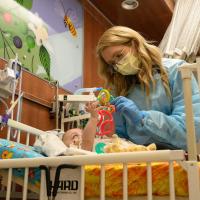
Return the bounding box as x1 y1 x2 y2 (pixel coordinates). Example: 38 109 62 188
161 58 188 89
162 58 186 69
162 58 186 77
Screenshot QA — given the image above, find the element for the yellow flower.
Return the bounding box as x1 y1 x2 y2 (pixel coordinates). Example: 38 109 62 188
1 150 13 159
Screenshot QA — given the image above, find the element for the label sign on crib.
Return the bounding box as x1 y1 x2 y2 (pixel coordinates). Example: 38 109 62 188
50 180 78 191
50 167 81 200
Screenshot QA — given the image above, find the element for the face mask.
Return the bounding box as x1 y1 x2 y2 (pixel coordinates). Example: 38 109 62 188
114 51 141 75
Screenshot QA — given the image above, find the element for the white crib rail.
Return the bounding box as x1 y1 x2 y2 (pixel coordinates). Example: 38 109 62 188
179 63 200 200
0 150 185 200
0 124 199 199
0 150 185 168
179 63 199 161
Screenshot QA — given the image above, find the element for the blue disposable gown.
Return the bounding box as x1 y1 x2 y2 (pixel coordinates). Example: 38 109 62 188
113 58 200 150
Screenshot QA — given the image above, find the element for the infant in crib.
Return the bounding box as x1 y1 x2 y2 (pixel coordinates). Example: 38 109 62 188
62 101 99 151
62 102 156 153
33 102 98 156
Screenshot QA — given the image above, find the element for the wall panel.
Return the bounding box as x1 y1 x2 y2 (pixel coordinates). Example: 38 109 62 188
82 0 112 88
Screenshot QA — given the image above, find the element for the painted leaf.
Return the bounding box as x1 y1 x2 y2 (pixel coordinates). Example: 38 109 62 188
39 45 51 79
14 0 33 10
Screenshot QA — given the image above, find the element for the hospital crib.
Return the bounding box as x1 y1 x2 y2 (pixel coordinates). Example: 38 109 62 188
0 63 200 200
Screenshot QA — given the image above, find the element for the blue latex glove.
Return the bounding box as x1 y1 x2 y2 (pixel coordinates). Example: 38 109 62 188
111 96 147 126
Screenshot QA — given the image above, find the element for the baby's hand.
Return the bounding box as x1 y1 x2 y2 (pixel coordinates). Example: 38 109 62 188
85 101 99 119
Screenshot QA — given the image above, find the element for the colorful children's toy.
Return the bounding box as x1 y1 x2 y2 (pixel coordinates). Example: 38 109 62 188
96 89 115 137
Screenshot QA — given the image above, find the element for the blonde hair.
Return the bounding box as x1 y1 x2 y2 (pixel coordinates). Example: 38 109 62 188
96 26 170 97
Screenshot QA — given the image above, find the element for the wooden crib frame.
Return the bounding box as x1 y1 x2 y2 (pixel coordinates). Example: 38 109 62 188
0 63 200 200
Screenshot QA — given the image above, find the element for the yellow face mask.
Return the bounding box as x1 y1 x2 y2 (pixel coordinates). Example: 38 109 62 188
115 51 141 75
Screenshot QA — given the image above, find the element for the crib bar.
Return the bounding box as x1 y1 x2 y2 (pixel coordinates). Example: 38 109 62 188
67 121 70 130
11 182 16 193
77 119 80 127
123 163 128 200
196 67 200 90
147 162 153 200
6 126 11 140
17 130 21 143
0 150 185 169
100 165 105 200
22 168 29 200
17 131 21 142
26 133 30 145
40 170 48 200
187 161 200 200
80 166 85 200
169 161 175 200
6 118 47 136
61 107 65 131
62 113 91 123
6 168 12 200
179 65 197 160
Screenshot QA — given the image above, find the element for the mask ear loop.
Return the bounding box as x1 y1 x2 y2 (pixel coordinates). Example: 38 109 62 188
130 39 139 55
107 64 116 74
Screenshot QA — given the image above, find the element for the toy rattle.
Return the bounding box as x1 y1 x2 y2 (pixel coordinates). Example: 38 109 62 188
96 89 115 137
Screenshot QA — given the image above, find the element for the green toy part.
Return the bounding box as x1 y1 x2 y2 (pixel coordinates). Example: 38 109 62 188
95 142 106 154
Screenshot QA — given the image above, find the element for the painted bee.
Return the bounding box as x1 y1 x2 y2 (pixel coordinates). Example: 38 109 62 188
60 0 77 38
64 15 77 37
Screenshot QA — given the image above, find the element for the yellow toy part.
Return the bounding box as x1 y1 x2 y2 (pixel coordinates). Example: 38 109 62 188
97 89 111 105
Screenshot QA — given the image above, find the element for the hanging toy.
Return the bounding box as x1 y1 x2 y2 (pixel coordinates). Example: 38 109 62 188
94 88 116 153
97 89 115 113
96 110 114 136
95 89 115 137
97 89 111 105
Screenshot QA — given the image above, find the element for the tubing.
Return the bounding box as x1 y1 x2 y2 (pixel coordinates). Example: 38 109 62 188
74 87 102 94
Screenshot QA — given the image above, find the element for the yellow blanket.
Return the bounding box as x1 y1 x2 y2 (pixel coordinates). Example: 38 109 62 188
84 162 193 198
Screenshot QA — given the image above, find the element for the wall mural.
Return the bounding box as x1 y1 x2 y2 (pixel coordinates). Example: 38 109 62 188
0 0 83 92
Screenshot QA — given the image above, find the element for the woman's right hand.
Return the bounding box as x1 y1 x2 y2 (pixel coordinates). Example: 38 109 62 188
111 96 146 125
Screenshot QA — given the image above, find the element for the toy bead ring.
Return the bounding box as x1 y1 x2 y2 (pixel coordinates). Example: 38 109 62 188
97 89 111 105
96 110 114 136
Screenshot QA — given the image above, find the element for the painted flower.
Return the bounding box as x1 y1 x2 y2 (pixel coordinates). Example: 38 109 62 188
28 23 48 46
1 150 13 159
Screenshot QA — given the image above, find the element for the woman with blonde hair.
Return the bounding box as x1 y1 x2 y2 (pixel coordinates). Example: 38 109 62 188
96 26 200 150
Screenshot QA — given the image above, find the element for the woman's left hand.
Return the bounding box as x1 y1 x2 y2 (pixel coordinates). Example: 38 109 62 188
111 96 146 125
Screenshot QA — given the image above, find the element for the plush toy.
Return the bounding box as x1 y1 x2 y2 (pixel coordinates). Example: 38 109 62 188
103 134 156 153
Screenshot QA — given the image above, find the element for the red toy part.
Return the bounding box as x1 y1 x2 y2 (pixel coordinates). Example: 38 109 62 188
96 110 114 136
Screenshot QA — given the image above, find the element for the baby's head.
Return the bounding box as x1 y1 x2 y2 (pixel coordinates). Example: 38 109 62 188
62 128 83 148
